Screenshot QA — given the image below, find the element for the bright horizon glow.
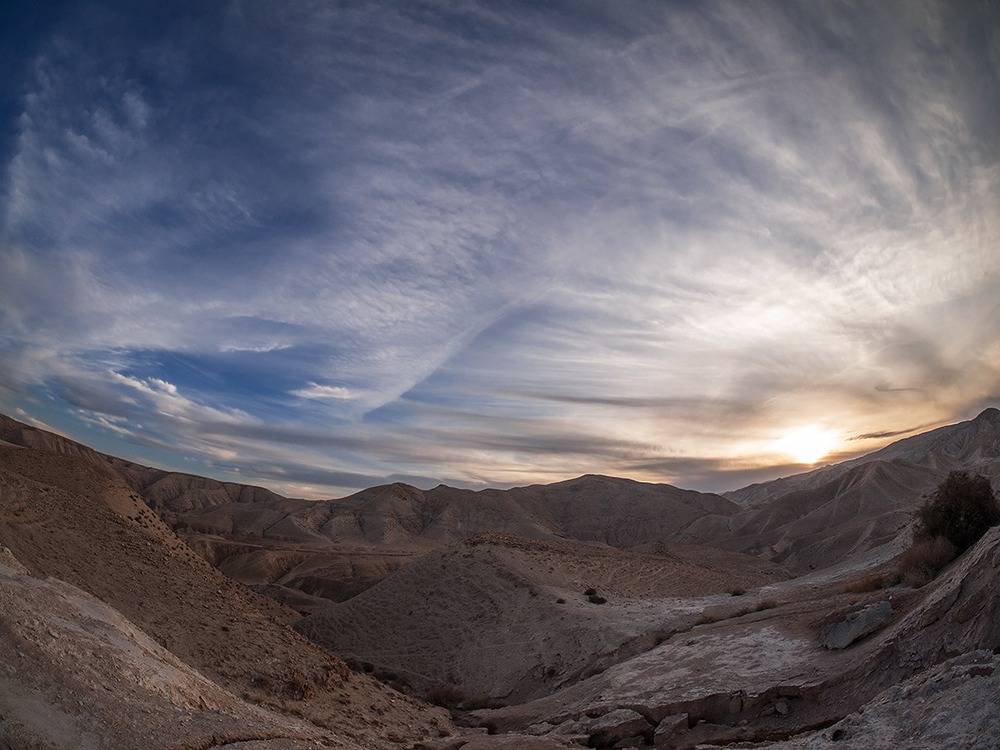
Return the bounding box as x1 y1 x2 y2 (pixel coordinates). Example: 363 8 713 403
773 427 842 466
0 2 998 498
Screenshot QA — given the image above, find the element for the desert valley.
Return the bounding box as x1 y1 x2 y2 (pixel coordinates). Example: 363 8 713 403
2 408 1000 749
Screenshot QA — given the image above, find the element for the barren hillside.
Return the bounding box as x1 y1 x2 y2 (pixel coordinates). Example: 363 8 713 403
296 533 790 705
0 443 453 749
469 526 1000 748
683 408 1000 573
1 410 999 749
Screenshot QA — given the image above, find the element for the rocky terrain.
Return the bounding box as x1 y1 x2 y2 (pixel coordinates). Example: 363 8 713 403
0 433 453 749
1 408 999 748
297 533 790 705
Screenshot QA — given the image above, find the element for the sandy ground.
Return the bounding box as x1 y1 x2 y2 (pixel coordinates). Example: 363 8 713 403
3 410 1000 750
0 553 344 749
0 445 453 749
296 533 791 705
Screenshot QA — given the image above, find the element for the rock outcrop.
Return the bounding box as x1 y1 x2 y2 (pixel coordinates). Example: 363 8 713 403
759 650 1000 749
0 552 338 749
2 409 1000 749
821 600 893 649
470 527 1000 748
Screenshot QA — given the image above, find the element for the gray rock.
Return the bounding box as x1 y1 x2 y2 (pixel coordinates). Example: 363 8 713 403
548 718 586 736
588 708 652 746
653 713 689 749
821 600 893 649
0 546 30 576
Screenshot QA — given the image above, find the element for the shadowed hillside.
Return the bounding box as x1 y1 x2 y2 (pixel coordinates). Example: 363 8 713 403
683 409 1000 573
2 410 1000 748
297 533 789 705
0 437 453 749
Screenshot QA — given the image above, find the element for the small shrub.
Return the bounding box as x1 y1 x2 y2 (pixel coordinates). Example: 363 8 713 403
584 587 597 597
842 573 887 594
730 587 746 597
896 471 997 587
898 536 957 587
284 670 315 700
588 594 607 604
914 471 1000 553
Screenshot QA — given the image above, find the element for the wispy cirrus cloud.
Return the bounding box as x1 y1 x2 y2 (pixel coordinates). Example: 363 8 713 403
291 383 356 401
1 1 998 497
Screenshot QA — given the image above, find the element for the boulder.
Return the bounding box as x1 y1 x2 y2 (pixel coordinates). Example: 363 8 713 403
653 713 689 749
821 600 893 649
588 708 652 746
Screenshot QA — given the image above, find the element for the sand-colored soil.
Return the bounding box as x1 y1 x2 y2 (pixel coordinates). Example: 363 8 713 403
3 410 1000 749
297 532 791 705
0 445 452 749
0 554 341 749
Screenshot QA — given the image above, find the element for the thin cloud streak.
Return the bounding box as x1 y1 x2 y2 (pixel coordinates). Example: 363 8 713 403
1 1 998 498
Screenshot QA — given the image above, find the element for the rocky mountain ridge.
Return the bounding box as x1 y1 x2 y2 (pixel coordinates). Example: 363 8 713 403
725 407 1000 507
2 409 1000 748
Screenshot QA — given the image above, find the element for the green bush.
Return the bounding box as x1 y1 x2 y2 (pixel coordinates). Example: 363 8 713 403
914 471 1000 553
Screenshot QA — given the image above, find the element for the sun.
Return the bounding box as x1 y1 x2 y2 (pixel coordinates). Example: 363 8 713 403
775 426 839 465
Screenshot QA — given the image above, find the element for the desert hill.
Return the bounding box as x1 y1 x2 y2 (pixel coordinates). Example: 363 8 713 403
11 410 998 602
107 408 1000 598
185 476 741 606
296 532 790 706
467 524 1000 748
0 550 338 749
2 409 1000 748
0 439 453 749
680 458 939 573
725 407 1000 507
0 414 746 606
681 408 1000 573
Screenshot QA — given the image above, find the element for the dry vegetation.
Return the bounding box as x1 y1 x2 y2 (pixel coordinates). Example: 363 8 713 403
897 536 958 588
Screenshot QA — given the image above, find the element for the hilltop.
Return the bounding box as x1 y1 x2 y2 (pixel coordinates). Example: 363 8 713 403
1 408 999 748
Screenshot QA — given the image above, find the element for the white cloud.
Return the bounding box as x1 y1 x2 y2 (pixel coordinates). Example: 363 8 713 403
291 383 356 401
219 342 293 354
107 371 253 427
1 1 998 496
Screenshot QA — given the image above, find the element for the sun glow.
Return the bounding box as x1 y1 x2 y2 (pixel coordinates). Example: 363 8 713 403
774 426 840 465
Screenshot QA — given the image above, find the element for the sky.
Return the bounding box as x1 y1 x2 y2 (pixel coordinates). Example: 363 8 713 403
1 0 998 499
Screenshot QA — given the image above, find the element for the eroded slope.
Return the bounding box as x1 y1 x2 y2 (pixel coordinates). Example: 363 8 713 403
0 445 452 749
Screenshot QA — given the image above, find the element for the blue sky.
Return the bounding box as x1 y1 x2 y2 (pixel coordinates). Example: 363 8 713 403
1 1 998 498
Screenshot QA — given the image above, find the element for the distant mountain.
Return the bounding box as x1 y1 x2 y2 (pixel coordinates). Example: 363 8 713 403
0 413 742 603
0 414 736 547
144 474 743 602
689 408 1000 572
325 474 738 547
1 408 997 584
725 407 1000 507
3 408 1000 748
